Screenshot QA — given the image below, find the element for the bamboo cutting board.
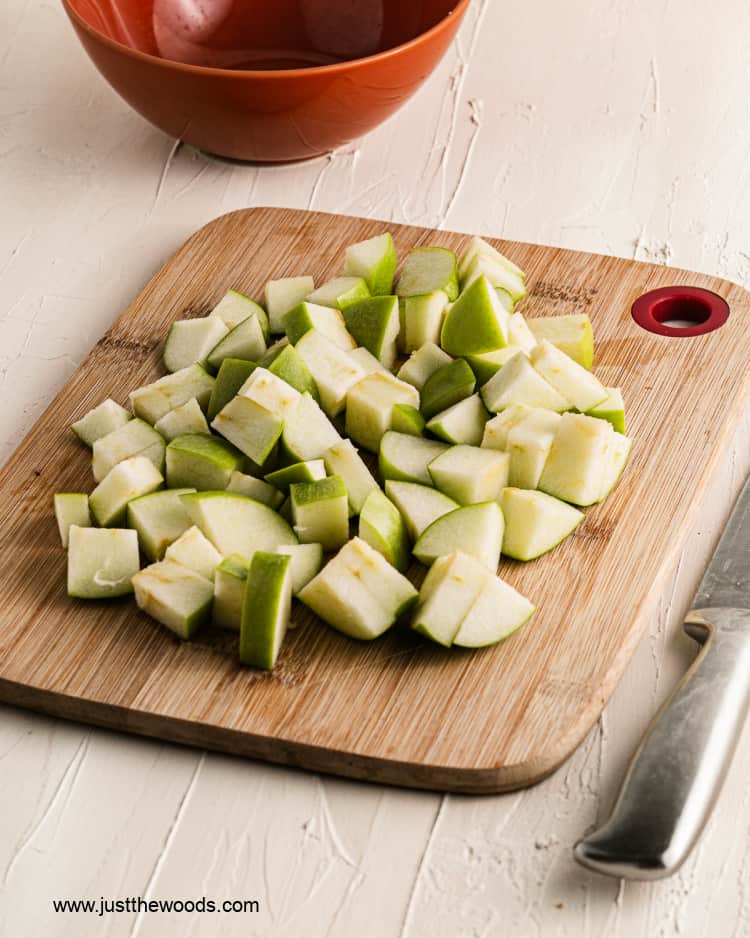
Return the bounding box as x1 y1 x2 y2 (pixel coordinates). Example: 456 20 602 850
1 207 749 794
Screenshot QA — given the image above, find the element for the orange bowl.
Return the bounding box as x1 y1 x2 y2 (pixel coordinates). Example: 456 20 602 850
62 0 472 162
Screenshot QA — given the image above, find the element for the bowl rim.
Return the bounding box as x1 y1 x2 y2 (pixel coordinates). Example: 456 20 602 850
61 0 473 78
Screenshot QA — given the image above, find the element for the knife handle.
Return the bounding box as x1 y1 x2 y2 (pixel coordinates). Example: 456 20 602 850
574 607 750 880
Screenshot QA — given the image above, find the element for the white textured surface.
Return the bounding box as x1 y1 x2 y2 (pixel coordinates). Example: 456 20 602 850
2 1 750 934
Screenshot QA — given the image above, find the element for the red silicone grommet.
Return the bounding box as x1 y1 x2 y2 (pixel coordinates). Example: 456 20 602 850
631 286 729 337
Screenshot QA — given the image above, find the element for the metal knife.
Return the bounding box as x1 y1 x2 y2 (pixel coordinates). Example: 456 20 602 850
574 473 750 880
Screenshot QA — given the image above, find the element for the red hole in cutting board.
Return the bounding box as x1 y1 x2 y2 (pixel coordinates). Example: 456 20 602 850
631 286 729 337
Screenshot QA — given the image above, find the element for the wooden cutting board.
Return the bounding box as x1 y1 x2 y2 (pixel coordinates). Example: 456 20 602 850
1 207 749 794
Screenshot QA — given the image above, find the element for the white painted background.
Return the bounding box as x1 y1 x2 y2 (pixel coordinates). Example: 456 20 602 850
2 1 750 935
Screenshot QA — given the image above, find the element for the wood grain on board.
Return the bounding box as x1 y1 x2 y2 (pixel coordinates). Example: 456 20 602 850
0 207 748 794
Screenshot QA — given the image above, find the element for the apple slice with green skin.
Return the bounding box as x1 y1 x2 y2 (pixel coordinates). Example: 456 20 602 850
527 314 594 369
290 475 350 550
132 560 213 640
420 359 476 420
213 554 249 630
283 302 356 351
397 246 459 301
92 418 166 482
237 367 301 420
538 412 615 506
480 352 570 413
265 459 327 493
465 347 524 385
267 345 319 400
411 550 490 647
260 337 289 367
295 329 367 417
414 501 504 571
211 395 283 467
206 314 266 371
428 445 509 506
164 525 223 580
426 394 489 446
71 399 131 447
209 289 269 337
90 456 164 527
500 487 583 560
343 232 398 295
598 430 632 501
240 552 292 670
391 404 425 437
67 526 140 599
127 487 195 561
281 391 342 462
180 491 297 558
481 404 534 451
461 253 526 303
401 290 449 352
348 346 389 376
206 359 257 422
359 489 411 572
397 342 452 391
530 339 607 412
507 313 538 354
276 543 324 597
587 387 625 433
154 397 210 442
307 276 371 310
226 470 284 509
130 364 215 425
54 493 91 547
440 275 511 356
342 295 400 368
506 407 562 489
338 537 417 611
163 316 229 373
453 574 535 648
346 372 420 452
379 431 449 486
265 276 315 333
323 440 378 515
166 433 244 490
457 236 526 282
383 480 458 540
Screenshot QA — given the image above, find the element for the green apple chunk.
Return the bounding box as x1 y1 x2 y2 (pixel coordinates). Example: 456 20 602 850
507 312 538 353
237 367 301 420
154 397 210 442
295 329 367 417
527 314 595 370
92 418 166 482
480 352 570 413
67 526 139 599
421 359 476 420
90 456 163 526
163 316 229 373
54 493 91 547
598 431 632 501
441 275 511 356
180 491 297 558
411 551 489 647
206 314 266 371
211 396 283 466
343 232 398 295
453 574 535 648
130 363 215 425
240 552 292 669
283 301 356 350
307 276 371 310
397 342 453 391
346 373 420 452
348 346 389 376
166 433 243 490
209 289 269 336
260 337 289 366
265 459 326 493
506 407 562 489
359 489 411 572
426 394 489 446
401 290 449 352
457 236 526 282
276 543 324 596
338 536 417 610
481 404 534 451
530 339 606 412
428 445 509 505
226 470 284 509
323 439 378 515
461 253 526 303
290 475 349 550
397 246 459 301
391 404 425 437
342 295 400 368
414 501 504 571
384 480 458 540
206 359 257 421
126 487 195 561
71 399 131 447
267 345 319 400
538 412 615 506
265 276 315 333
132 560 213 639
379 431 449 486
213 554 249 630
281 391 341 462
465 347 524 385
500 487 583 561
587 387 625 433
164 525 223 580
